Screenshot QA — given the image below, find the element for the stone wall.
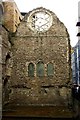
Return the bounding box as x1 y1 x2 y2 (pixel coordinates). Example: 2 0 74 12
0 2 4 117
2 0 23 107
3 1 23 32
8 8 72 106
2 26 11 105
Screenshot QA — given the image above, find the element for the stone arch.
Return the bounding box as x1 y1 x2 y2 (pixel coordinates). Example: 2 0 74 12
28 62 35 77
47 62 54 76
36 61 44 77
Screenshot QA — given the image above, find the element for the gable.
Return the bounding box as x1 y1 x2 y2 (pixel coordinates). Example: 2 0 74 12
16 7 68 37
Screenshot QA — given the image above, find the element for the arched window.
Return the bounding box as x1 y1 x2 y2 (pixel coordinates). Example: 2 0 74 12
28 63 34 77
37 62 44 77
47 63 53 76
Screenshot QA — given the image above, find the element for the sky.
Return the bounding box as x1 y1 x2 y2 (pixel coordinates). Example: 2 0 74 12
3 0 80 47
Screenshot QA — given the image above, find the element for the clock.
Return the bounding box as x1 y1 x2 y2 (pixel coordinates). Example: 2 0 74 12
27 9 53 32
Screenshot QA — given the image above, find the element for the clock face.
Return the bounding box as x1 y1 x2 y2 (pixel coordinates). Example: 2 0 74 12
27 10 53 32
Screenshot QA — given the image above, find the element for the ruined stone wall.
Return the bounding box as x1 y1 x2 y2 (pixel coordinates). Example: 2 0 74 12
9 8 71 106
2 0 23 106
0 2 4 114
3 1 23 32
0 2 3 25
2 26 11 104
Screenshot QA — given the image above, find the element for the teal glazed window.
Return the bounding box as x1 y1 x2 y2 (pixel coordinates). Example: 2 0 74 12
47 63 53 76
37 62 44 77
28 63 34 77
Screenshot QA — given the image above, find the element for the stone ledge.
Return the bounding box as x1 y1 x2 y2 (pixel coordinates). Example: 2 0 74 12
3 105 73 118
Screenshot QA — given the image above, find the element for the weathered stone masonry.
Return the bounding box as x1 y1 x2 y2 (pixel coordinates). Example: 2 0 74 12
7 7 72 106
2 26 11 105
2 0 23 106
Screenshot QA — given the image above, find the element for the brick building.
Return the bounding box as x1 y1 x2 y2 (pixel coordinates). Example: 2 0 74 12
2 1 72 118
